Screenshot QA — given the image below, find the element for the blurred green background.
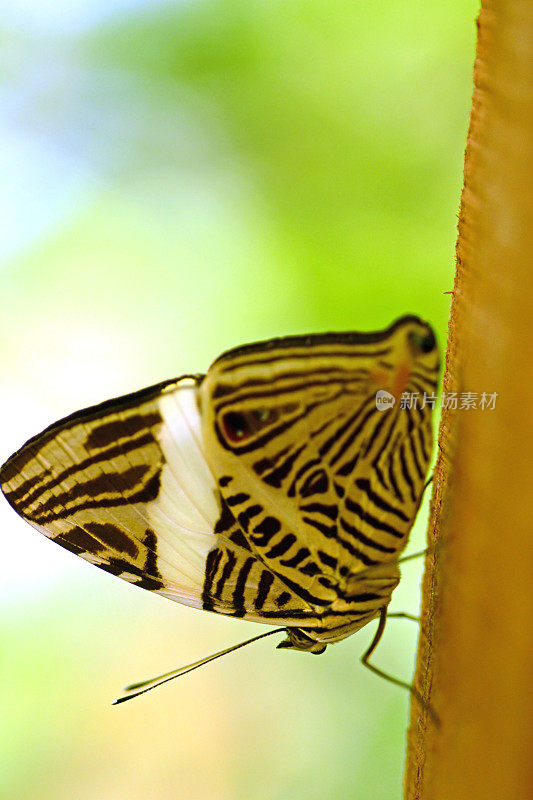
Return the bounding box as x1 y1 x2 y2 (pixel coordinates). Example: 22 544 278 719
1 2 477 798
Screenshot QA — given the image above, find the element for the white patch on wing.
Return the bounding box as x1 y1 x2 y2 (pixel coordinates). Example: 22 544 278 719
147 382 220 596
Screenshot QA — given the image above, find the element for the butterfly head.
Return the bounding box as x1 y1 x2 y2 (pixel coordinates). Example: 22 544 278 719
368 316 439 402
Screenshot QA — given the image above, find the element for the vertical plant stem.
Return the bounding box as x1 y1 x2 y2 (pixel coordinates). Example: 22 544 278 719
404 2 533 798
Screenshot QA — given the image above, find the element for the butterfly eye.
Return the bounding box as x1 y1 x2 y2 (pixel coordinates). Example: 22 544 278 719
408 329 436 355
222 412 251 442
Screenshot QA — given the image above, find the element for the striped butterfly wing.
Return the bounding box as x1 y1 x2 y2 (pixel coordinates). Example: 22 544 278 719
199 315 439 647
0 377 312 624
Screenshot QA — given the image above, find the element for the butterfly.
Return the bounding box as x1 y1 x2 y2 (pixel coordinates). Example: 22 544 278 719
0 315 439 703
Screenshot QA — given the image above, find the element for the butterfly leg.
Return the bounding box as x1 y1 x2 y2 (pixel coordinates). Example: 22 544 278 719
398 534 445 567
360 607 440 725
387 611 420 623
397 549 427 566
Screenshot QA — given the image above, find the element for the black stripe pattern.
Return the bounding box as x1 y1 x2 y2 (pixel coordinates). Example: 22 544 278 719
1 316 439 654
199 315 439 648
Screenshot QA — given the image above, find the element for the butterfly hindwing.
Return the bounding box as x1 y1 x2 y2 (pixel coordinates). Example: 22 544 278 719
198 318 439 637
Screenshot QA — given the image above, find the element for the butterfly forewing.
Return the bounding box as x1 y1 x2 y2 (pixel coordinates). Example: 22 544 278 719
0 376 312 622
0 315 439 650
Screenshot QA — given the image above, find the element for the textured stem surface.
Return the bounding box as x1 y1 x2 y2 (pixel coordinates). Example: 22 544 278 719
404 2 533 798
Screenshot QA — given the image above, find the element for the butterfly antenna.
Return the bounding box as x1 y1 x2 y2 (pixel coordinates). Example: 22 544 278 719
112 627 285 705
